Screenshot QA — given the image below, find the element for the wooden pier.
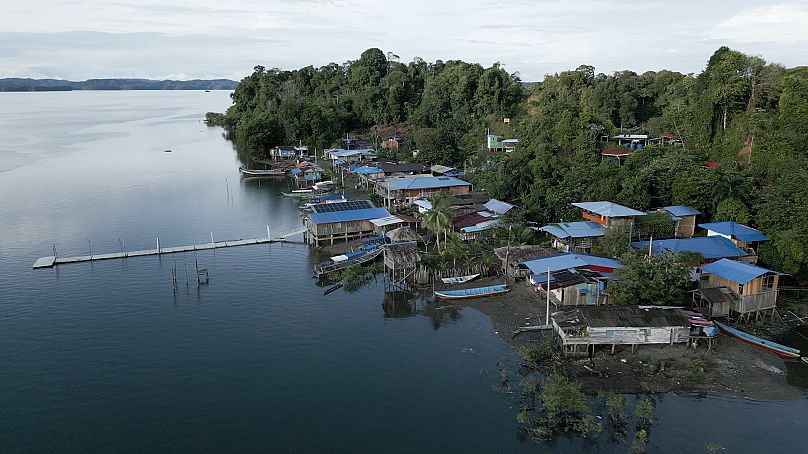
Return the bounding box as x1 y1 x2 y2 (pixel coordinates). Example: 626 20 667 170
33 226 307 269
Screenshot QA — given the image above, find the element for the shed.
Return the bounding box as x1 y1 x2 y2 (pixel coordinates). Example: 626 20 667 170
699 259 781 318
572 201 646 227
540 221 606 253
700 221 769 263
658 206 701 238
493 245 556 279
552 306 691 356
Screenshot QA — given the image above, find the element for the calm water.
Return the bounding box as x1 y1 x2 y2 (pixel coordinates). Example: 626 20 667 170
1 91 806 453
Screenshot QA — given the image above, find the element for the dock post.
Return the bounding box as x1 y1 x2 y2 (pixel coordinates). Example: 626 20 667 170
210 232 214 246
157 237 160 254
88 240 92 257
267 225 271 241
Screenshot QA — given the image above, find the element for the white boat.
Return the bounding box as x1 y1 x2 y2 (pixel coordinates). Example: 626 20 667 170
441 274 480 285
282 189 314 197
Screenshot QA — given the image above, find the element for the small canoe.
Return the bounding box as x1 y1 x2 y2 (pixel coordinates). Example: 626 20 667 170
239 167 286 177
715 321 801 359
434 284 510 300
441 274 480 285
282 190 314 197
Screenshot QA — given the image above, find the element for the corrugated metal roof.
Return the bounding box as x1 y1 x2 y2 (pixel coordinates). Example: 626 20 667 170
308 207 391 225
370 215 405 227
355 166 383 175
461 219 499 233
701 258 779 284
483 199 514 215
413 199 432 210
385 176 471 191
572 201 646 217
540 221 606 239
576 306 689 328
523 253 623 275
630 237 747 259
699 221 769 242
289 168 302 175
662 205 701 217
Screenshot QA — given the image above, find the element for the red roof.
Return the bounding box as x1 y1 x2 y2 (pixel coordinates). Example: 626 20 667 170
602 149 633 157
705 161 721 168
453 212 489 229
658 133 678 138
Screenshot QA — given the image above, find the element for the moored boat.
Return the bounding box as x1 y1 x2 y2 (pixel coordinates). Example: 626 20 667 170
441 274 480 285
434 284 510 300
239 166 286 177
282 189 314 197
714 321 801 359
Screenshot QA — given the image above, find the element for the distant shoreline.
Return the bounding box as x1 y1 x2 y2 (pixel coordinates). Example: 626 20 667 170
0 77 238 92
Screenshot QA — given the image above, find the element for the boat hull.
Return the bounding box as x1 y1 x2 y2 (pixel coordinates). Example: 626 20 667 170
715 321 801 359
441 274 480 285
434 285 510 300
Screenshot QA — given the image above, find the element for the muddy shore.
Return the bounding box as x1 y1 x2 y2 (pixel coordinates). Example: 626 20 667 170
443 276 804 401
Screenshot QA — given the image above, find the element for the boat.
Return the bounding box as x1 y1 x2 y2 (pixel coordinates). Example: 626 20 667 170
434 284 510 300
441 274 480 285
313 247 383 278
323 282 343 295
163 149 172 153
714 321 801 359
282 189 314 197
239 166 286 177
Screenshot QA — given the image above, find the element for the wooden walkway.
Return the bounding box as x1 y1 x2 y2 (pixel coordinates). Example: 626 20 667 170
33 226 307 269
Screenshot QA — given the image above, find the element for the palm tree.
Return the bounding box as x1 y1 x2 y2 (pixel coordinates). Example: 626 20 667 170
422 192 452 251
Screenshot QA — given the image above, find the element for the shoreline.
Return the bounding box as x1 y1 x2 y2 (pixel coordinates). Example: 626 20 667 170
446 276 804 401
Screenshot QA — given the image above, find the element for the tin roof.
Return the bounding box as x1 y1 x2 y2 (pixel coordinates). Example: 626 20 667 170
523 252 623 275
308 207 391 225
701 258 779 284
572 201 646 218
699 221 769 242
555 306 690 329
631 237 747 259
540 221 606 239
483 199 514 215
661 205 701 217
355 166 383 175
384 176 471 191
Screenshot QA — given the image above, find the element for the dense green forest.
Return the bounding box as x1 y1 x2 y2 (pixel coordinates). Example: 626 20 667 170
0 78 237 91
216 47 808 278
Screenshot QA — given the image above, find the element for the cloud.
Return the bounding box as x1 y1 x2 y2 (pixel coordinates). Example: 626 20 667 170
705 3 808 43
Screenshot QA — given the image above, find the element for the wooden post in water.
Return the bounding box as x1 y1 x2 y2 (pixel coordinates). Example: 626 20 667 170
156 237 160 254
210 232 214 246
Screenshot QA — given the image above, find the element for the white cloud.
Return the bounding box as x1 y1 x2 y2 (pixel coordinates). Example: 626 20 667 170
706 3 808 43
0 0 805 81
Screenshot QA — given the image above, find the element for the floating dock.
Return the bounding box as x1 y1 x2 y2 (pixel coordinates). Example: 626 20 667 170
33 226 307 269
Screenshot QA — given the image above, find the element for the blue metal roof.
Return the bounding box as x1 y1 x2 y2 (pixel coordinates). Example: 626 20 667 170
631 237 747 259
540 221 606 239
662 205 702 217
699 221 769 242
289 168 302 175
572 201 646 217
384 176 471 191
701 258 779 284
355 166 383 175
483 199 514 215
308 207 391 225
523 253 623 275
328 149 376 158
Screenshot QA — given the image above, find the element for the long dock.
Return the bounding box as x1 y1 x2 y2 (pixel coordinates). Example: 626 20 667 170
33 226 307 269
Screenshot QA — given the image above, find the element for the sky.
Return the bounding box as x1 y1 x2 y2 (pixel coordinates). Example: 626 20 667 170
1 0 807 82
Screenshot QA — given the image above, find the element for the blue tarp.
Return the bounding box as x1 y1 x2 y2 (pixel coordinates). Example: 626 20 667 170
290 168 302 175
699 221 769 242
701 258 779 284
631 237 747 260
345 251 366 259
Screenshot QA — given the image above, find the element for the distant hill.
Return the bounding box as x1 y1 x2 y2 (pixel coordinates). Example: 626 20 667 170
0 78 238 92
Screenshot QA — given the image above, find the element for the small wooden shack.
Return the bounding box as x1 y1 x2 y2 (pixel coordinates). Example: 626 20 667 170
700 221 769 264
659 206 701 238
493 245 556 279
699 259 781 321
552 306 691 357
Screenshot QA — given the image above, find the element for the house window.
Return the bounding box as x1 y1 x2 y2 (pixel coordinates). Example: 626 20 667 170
738 284 744 295
763 275 775 290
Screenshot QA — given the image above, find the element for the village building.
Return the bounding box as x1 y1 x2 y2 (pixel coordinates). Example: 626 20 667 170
601 149 633 164
377 162 428 176
376 175 472 208
382 136 405 151
522 253 623 306
630 236 748 262
656 206 701 238
540 221 606 253
304 200 390 245
697 259 781 320
572 201 646 228
325 148 376 164
613 134 649 148
502 138 519 152
493 245 556 279
699 221 769 263
656 133 683 147
430 164 463 177
551 306 691 357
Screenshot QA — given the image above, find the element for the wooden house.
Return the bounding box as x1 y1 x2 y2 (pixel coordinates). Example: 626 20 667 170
540 221 606 253
376 175 471 208
631 236 748 262
502 139 519 152
552 306 691 357
699 221 769 264
572 201 646 229
305 200 390 246
658 206 701 238
522 253 623 306
613 134 649 148
376 162 428 176
698 259 781 320
270 146 298 160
